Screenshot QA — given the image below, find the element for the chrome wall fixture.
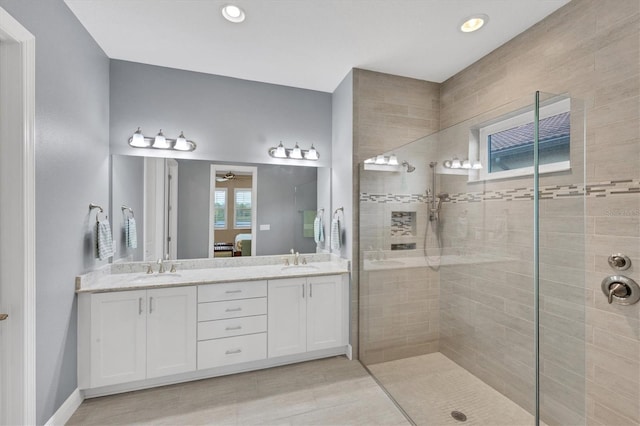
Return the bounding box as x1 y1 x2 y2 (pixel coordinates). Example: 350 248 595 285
443 157 482 170
128 128 197 152
268 141 319 161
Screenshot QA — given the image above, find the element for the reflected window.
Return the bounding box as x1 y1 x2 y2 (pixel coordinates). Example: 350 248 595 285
234 189 252 229
214 189 227 229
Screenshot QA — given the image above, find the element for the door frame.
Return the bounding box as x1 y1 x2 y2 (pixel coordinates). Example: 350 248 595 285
0 6 36 425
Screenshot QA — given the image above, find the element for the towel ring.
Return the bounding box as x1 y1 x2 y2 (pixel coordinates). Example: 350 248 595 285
121 205 134 218
333 206 344 217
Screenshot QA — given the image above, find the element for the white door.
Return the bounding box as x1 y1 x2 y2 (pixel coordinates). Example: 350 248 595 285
268 278 307 357
307 275 345 351
0 8 35 425
146 286 196 378
90 291 147 388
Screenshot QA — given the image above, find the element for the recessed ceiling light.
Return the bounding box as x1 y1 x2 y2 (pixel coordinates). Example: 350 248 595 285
460 14 488 33
222 4 245 23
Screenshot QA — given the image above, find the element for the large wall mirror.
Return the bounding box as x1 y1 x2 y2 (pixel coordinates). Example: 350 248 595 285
111 155 331 261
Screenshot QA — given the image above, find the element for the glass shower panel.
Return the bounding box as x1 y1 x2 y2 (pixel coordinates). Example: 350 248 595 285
358 92 587 426
536 92 587 425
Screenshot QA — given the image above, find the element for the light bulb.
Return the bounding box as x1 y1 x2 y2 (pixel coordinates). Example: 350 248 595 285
152 129 170 149
472 161 483 169
305 145 319 160
129 127 149 148
290 143 303 159
364 158 375 164
375 155 386 165
462 160 471 169
388 154 399 166
451 158 462 169
173 131 190 151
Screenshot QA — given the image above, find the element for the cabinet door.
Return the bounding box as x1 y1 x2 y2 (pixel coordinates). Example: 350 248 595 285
90 290 147 388
307 275 345 351
147 286 197 379
268 277 307 357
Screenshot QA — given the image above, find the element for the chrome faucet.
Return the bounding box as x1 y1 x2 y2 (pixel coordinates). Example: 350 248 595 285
290 249 299 265
157 258 166 273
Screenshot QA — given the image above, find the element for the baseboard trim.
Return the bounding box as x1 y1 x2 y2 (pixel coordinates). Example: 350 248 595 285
45 388 84 426
346 344 353 360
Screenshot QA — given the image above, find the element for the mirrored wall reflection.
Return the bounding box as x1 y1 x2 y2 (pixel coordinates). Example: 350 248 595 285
111 155 330 262
359 93 586 426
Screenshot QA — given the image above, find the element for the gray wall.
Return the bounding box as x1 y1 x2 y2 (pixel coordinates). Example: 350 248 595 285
0 1 110 423
176 160 319 259
331 71 353 260
111 155 144 262
110 60 332 167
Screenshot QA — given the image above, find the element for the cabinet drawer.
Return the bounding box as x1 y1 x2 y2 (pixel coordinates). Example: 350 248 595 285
198 315 267 341
198 298 267 321
197 333 267 369
198 281 267 303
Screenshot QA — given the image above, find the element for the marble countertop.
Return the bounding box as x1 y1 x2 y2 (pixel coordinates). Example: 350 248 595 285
76 261 349 293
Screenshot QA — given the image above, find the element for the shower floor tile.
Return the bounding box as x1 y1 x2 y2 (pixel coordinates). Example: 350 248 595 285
367 352 540 426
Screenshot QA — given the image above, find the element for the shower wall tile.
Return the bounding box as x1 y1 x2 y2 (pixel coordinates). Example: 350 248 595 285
439 0 639 424
354 69 440 363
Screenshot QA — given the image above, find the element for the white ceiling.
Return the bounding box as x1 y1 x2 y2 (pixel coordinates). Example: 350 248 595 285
65 0 570 93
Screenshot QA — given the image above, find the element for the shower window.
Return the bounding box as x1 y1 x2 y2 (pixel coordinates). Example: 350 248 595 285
477 97 570 180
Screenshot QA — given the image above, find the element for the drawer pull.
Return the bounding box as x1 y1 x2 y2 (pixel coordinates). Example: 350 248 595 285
225 289 243 294
225 325 242 331
225 348 242 355
225 307 242 312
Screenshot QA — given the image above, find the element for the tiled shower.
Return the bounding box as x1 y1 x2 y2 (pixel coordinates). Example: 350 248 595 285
359 93 592 425
353 2 639 425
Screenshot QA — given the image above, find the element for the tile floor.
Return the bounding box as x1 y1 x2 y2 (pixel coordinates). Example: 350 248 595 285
67 356 410 425
367 352 538 426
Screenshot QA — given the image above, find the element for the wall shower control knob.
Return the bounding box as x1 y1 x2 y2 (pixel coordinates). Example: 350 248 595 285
608 253 631 271
601 275 640 305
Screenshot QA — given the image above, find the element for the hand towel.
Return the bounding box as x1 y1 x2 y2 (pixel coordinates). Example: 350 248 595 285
126 216 138 249
313 216 325 244
330 217 341 250
97 218 114 260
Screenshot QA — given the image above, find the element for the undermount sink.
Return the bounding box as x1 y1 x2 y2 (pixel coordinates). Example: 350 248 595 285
129 273 182 284
281 264 320 272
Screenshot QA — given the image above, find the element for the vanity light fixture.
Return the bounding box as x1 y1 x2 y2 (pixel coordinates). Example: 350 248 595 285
268 141 320 161
460 14 488 33
128 128 197 152
222 4 246 23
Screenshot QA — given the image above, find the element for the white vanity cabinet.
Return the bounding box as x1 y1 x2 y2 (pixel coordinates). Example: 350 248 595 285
268 274 346 358
197 280 268 370
78 286 196 389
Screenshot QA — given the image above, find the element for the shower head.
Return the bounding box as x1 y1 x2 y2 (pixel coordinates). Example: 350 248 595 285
402 161 416 173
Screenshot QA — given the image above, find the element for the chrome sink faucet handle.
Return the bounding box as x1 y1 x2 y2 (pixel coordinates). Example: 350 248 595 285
301 257 307 265
146 264 154 274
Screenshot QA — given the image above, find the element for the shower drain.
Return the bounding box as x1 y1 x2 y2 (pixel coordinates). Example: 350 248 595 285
451 411 467 422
